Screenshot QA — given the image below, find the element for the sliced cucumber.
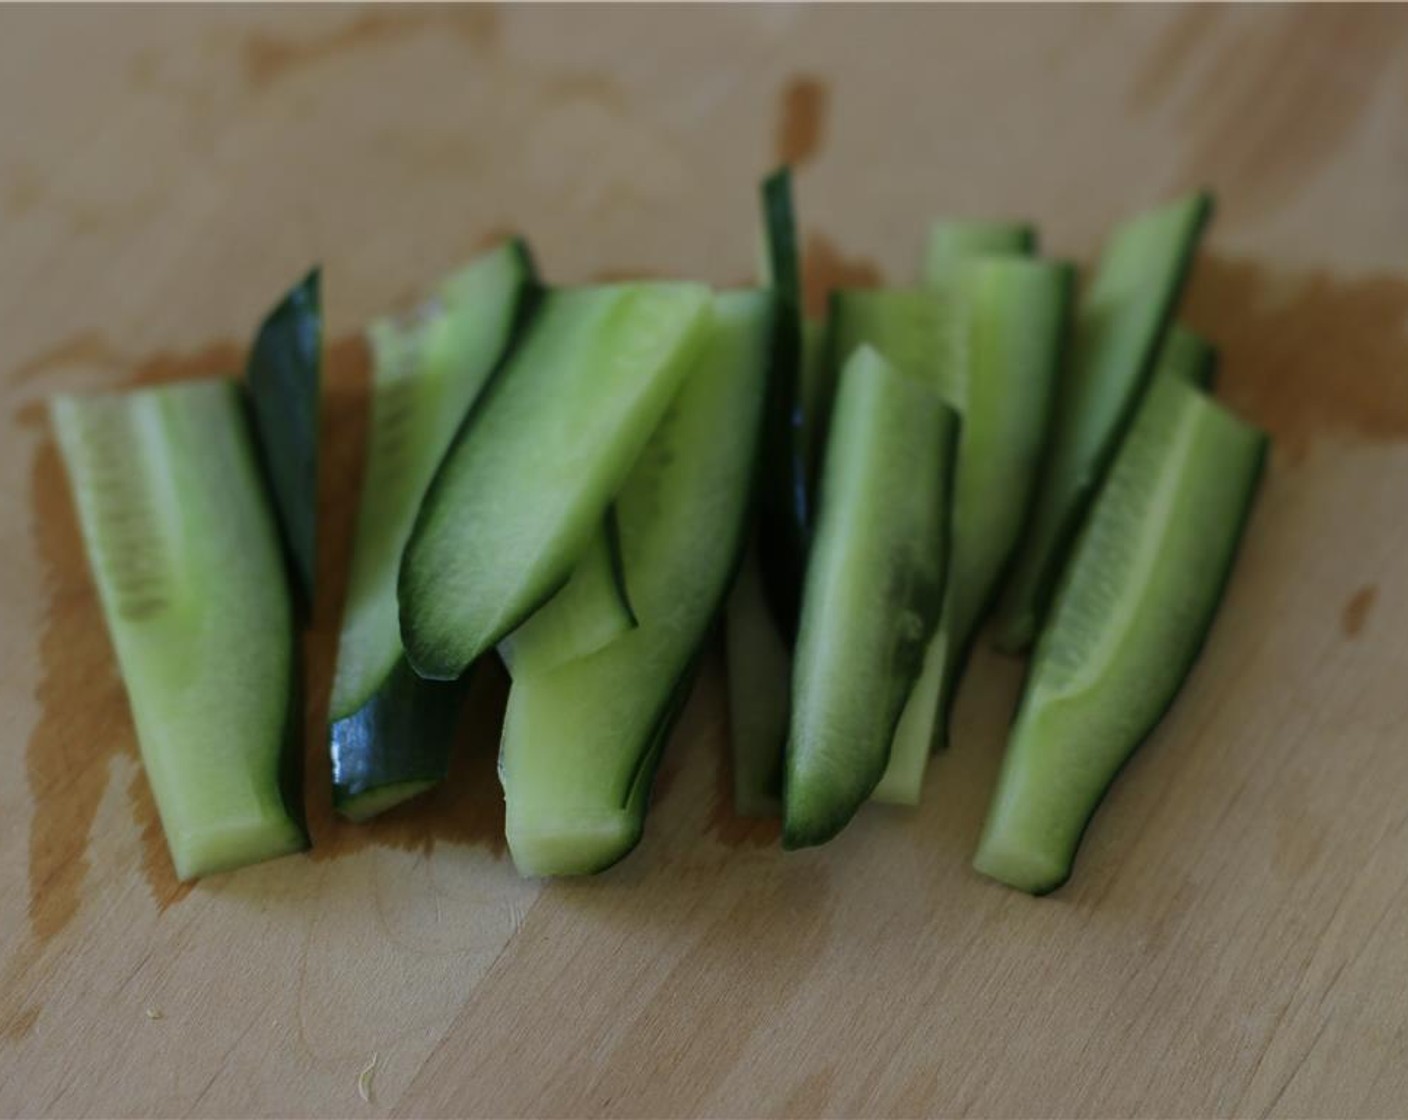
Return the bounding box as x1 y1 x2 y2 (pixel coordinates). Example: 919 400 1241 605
245 268 321 607
726 318 826 818
829 289 965 403
876 258 1074 803
796 318 831 499
499 512 636 678
825 285 965 808
993 192 1212 653
724 540 791 818
329 242 535 820
1158 324 1218 390
923 220 1035 285
754 168 809 638
52 381 307 880
784 346 959 849
331 660 466 823
975 373 1267 894
400 282 712 681
501 291 774 876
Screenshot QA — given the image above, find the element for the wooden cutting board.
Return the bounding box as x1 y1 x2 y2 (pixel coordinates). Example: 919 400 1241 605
3 6 1408 1116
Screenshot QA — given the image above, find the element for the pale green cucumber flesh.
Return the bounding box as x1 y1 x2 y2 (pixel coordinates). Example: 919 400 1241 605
499 511 637 678
923 220 1035 285
828 288 965 419
993 192 1212 653
329 243 534 818
975 374 1267 894
501 291 774 876
824 286 965 809
400 282 712 681
878 258 1074 803
784 346 958 848
52 381 306 880
332 241 535 719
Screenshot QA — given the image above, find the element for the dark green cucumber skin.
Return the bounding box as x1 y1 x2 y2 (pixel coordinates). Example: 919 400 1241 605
1194 348 1220 392
240 269 321 838
1013 195 1213 648
330 658 469 810
245 268 322 611
275 630 311 847
782 414 960 850
1019 438 1266 897
755 168 808 642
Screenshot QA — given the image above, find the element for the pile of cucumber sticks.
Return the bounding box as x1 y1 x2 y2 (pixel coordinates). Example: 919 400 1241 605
53 168 1265 895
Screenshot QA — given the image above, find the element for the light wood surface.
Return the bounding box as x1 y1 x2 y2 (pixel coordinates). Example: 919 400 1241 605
3 5 1408 1117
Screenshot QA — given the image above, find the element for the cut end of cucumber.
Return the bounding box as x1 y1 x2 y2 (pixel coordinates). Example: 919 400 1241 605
334 779 437 824
874 620 952 806
781 797 856 850
170 816 309 882
328 659 466 818
972 831 1071 897
397 622 463 682
924 220 1036 286
869 747 926 807
506 812 642 878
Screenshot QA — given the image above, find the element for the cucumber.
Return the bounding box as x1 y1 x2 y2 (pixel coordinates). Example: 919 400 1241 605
795 318 831 501
498 511 636 678
829 289 965 403
52 381 307 880
754 168 809 638
923 220 1035 285
993 192 1212 653
974 373 1267 894
245 268 321 607
876 258 1073 803
400 281 712 681
501 291 774 876
784 345 959 849
726 318 827 818
1158 324 1218 390
724 541 791 817
329 242 535 819
330 660 465 823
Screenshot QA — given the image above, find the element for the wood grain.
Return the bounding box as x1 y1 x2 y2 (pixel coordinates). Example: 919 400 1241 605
2 5 1408 1117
